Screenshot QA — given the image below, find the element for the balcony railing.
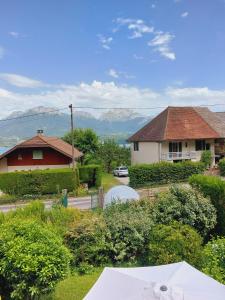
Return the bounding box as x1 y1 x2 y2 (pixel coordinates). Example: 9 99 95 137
161 151 197 161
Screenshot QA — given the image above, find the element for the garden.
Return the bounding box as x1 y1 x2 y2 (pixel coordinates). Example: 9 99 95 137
0 162 224 299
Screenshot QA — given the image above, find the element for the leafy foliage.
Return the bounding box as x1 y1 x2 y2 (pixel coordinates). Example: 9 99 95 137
79 164 102 188
152 186 216 237
103 201 154 263
65 213 109 267
97 139 130 173
147 222 203 267
63 128 99 155
202 237 225 284
129 161 204 188
0 219 71 300
0 168 79 196
200 150 213 168
219 158 225 176
189 174 225 235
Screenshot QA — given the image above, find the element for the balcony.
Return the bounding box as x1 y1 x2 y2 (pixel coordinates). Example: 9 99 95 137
161 151 198 161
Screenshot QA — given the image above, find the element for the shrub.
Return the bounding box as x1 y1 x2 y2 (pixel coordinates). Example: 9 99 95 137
79 164 102 188
202 237 225 284
64 213 109 267
152 186 217 237
0 168 79 196
189 175 225 235
129 161 204 188
147 222 203 267
103 201 154 263
0 219 71 300
200 150 213 168
219 158 225 176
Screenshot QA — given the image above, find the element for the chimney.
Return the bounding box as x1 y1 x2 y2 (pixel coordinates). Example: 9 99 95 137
37 129 44 136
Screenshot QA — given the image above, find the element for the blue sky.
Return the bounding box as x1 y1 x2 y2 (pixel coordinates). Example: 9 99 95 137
0 0 225 117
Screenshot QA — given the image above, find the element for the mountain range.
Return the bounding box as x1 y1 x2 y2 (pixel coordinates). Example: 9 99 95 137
0 106 151 146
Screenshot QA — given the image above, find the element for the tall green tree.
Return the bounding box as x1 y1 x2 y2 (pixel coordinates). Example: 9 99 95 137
63 128 99 155
98 139 130 173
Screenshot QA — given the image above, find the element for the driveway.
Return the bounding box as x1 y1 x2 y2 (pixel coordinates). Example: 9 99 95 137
116 176 129 185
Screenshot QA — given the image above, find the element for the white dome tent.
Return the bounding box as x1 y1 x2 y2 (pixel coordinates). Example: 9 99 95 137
104 185 140 207
84 261 225 300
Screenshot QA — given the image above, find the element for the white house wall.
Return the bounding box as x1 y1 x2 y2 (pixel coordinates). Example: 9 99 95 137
131 142 160 164
7 164 72 172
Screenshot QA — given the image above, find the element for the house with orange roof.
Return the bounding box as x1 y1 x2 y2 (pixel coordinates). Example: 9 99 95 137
128 107 225 165
0 130 83 172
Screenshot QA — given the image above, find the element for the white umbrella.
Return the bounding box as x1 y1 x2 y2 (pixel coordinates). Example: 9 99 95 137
84 261 225 300
104 185 140 207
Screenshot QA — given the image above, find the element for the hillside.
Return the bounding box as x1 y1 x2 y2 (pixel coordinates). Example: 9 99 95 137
0 107 150 145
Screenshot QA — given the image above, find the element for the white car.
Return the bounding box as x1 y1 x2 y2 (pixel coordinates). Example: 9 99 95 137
113 166 129 177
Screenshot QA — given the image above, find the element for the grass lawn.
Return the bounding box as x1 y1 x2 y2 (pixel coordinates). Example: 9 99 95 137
42 269 102 300
101 172 121 191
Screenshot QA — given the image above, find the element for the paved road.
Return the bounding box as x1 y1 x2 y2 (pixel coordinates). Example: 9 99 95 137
0 196 92 213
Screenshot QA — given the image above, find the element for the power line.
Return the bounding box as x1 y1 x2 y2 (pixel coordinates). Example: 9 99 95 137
0 103 224 123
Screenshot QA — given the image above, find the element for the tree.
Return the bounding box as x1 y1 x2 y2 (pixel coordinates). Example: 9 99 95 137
63 128 99 155
0 219 71 300
97 139 130 173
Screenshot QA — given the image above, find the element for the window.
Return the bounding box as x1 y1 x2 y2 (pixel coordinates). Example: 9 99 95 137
32 150 43 160
18 154 22 160
195 140 210 151
133 142 139 151
169 142 182 153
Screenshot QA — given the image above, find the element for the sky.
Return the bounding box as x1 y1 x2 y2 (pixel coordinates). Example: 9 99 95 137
0 0 225 118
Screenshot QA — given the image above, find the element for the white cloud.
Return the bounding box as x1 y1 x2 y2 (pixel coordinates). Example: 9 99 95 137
97 34 113 50
108 69 119 78
133 54 144 60
114 18 154 39
148 32 176 60
107 69 135 79
0 47 5 59
0 76 225 119
181 11 189 18
9 31 20 38
0 73 46 88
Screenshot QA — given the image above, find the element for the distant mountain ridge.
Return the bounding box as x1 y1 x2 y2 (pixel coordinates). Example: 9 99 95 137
0 106 151 146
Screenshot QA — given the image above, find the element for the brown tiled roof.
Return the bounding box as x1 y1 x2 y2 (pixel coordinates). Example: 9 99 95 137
0 134 83 159
128 106 221 142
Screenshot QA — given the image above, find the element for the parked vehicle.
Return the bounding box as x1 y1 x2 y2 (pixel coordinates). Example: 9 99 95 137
113 166 129 177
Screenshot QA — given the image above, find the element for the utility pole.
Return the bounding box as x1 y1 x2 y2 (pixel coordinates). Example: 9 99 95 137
69 104 75 170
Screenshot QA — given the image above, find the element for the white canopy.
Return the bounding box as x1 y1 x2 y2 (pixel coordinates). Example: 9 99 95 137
104 185 140 207
84 261 225 300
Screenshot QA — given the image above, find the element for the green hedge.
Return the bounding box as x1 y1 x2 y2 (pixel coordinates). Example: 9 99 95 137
219 159 225 176
79 165 102 188
0 168 79 196
189 174 225 235
129 161 205 188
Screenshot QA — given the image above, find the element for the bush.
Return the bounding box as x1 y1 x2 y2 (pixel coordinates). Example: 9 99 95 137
200 150 213 168
0 168 79 196
152 186 217 237
147 222 203 267
189 175 225 235
64 213 109 267
202 237 225 284
0 219 71 300
103 201 154 263
219 158 225 176
79 165 102 188
129 161 204 188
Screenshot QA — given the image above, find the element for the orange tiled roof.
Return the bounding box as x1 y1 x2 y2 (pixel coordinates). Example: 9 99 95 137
128 106 222 142
0 134 83 159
